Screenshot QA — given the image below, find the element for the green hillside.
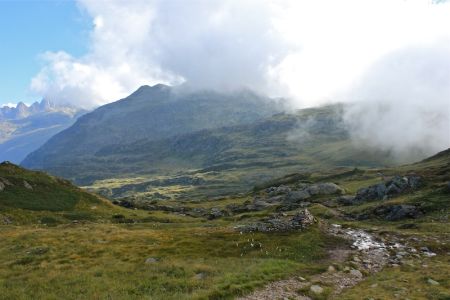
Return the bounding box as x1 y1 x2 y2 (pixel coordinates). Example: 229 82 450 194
0 161 146 225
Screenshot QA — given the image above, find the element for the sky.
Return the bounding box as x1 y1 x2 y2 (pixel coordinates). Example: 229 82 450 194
0 0 449 157
0 0 90 106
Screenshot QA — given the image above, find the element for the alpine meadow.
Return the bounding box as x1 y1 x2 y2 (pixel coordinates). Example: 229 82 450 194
0 1 449 300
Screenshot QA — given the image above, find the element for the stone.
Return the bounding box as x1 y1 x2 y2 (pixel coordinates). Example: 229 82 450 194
0 181 4 192
194 272 206 280
374 205 422 221
310 285 323 294
145 257 159 264
427 278 439 285
327 265 336 272
266 185 291 196
23 180 33 190
286 190 311 202
306 182 344 195
350 269 363 278
337 195 357 205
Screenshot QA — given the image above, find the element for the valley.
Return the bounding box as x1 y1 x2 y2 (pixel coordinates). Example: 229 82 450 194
1 147 448 299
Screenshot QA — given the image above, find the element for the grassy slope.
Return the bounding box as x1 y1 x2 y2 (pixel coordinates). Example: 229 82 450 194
0 151 448 299
0 162 345 299
0 162 151 225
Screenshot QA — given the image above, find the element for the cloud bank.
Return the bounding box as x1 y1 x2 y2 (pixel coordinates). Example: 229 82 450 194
29 0 450 157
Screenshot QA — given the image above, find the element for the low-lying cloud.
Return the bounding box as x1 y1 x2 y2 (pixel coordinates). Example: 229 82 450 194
29 0 450 158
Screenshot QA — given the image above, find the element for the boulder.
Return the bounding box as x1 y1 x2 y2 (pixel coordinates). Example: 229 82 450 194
286 190 311 202
337 195 357 206
235 209 315 232
310 285 323 294
306 182 344 195
23 180 33 190
354 183 387 203
375 205 422 221
207 207 227 220
266 185 291 196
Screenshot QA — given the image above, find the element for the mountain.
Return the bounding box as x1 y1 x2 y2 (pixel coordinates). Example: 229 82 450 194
0 99 84 164
23 86 394 200
22 84 285 179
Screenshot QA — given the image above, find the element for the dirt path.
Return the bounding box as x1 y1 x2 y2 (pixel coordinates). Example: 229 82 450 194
237 224 427 300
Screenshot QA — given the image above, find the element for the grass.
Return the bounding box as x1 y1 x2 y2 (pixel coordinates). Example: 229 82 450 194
0 223 343 299
1 150 449 299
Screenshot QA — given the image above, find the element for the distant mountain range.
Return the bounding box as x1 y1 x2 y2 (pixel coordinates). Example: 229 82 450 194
0 99 84 164
22 85 393 195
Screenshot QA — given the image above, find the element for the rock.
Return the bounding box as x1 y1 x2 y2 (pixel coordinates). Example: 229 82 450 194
298 276 306 281
208 207 226 220
310 285 323 294
350 269 363 278
145 257 159 264
337 195 357 205
427 278 439 285
266 185 291 196
386 183 402 195
354 183 387 203
1 215 13 225
23 180 33 190
408 176 423 189
383 205 422 221
327 265 336 272
0 181 4 192
286 190 311 202
235 209 315 232
194 272 206 280
306 182 344 195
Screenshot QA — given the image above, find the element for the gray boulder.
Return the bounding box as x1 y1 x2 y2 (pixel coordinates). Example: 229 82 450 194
286 190 311 202
306 182 344 195
375 205 422 221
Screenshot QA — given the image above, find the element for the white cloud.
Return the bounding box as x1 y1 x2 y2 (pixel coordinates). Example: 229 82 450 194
29 0 450 156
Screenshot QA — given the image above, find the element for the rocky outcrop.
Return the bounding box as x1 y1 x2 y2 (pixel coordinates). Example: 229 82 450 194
235 209 316 233
374 204 423 221
285 182 344 203
343 175 423 205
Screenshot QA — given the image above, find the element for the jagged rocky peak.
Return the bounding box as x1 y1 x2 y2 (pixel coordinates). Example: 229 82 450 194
0 98 74 120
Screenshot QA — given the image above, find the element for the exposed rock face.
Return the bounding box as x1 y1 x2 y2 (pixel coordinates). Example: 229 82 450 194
374 205 423 221
351 175 423 205
235 209 316 233
262 182 343 205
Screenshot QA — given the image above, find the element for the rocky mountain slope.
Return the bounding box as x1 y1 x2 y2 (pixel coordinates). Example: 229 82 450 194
0 99 83 163
22 84 284 180
23 87 394 199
